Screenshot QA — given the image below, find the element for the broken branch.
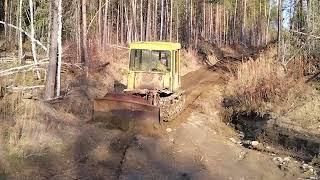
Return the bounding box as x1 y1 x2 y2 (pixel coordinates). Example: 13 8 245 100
7 85 45 91
289 30 320 40
0 21 48 52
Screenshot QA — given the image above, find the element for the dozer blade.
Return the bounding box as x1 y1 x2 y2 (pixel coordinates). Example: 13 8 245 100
93 93 160 132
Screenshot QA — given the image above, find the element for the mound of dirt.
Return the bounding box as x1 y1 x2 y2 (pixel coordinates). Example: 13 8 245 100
180 50 204 76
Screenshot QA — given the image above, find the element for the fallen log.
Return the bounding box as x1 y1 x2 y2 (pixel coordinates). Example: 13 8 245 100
0 60 84 77
6 85 45 92
0 61 49 77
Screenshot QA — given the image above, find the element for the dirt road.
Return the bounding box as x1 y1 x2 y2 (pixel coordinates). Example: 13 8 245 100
114 67 302 180
63 67 308 180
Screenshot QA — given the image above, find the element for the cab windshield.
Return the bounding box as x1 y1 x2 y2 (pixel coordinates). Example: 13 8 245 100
130 49 171 72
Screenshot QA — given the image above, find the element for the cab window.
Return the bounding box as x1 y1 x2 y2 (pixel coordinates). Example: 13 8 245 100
130 49 150 71
150 50 171 72
130 49 171 72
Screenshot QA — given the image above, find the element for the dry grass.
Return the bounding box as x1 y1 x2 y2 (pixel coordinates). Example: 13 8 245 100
0 42 129 160
0 93 25 119
224 55 311 119
0 94 64 155
285 92 320 130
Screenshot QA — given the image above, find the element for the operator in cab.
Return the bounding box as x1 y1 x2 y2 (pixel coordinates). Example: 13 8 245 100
153 55 169 72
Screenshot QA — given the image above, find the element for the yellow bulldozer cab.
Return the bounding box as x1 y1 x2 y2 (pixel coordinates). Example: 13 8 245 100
127 42 182 92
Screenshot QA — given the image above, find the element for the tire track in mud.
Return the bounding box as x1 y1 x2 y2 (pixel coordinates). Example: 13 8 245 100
166 67 225 129
115 140 131 179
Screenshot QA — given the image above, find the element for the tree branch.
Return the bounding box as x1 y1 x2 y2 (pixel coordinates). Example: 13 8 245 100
0 61 49 77
86 0 109 35
289 30 320 40
7 85 45 92
0 21 48 52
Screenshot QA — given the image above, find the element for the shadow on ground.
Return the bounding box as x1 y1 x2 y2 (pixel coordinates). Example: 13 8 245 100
71 125 216 180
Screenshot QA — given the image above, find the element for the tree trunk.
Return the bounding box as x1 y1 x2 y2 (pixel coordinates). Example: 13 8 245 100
8 0 12 43
120 0 124 44
176 3 179 42
140 0 144 41
56 0 62 97
160 0 164 40
98 0 102 46
266 0 271 45
18 0 23 62
29 0 41 79
242 0 247 44
154 0 158 40
103 0 109 50
77 1 82 62
170 0 173 41
44 0 59 100
116 3 120 44
190 0 193 46
4 0 7 37
47 2 52 58
203 0 206 39
278 0 282 61
81 0 89 66
146 0 152 41
233 0 238 42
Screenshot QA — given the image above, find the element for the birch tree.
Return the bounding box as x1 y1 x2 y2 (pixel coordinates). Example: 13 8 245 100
29 0 41 79
18 0 23 62
56 0 62 97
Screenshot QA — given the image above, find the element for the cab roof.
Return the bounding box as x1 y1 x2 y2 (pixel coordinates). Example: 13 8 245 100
129 42 181 51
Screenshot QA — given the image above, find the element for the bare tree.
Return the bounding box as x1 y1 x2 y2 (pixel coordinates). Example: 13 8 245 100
277 0 282 61
103 0 109 50
56 0 62 97
81 0 89 67
170 0 173 41
160 0 164 40
29 0 41 79
18 0 23 62
4 0 7 37
44 0 60 100
146 0 152 41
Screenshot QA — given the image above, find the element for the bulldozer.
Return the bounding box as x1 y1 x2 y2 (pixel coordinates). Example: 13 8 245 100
93 42 185 131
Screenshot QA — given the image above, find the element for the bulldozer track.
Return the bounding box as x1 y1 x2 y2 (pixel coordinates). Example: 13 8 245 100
160 91 186 122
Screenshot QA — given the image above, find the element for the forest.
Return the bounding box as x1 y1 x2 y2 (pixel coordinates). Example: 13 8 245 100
0 0 320 179
0 0 319 97
0 0 319 75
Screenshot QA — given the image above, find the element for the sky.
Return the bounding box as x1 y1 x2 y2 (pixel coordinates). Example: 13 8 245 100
282 0 293 29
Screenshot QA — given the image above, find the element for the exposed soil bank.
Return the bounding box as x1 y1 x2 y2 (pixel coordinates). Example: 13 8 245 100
232 113 320 163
